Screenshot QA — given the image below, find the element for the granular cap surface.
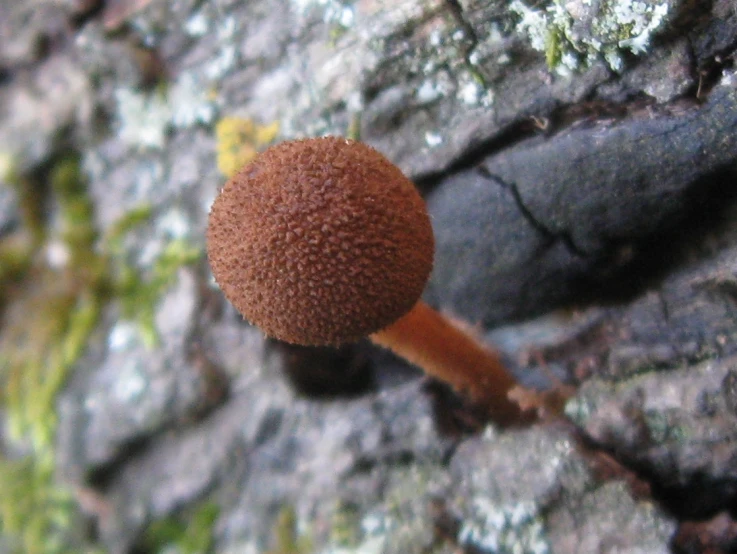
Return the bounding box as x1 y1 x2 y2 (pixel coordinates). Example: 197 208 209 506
207 136 435 345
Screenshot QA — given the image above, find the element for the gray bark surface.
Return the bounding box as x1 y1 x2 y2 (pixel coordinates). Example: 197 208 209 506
1 0 737 553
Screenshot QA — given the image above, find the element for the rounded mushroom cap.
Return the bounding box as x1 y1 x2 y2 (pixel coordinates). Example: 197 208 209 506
207 136 434 346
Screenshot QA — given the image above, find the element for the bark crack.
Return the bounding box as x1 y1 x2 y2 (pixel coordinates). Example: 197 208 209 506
477 165 589 259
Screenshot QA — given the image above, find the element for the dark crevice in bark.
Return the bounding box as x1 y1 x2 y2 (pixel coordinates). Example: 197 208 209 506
574 424 737 522
443 0 480 73
416 119 545 189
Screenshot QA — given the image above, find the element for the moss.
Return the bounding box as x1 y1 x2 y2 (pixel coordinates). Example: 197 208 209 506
0 456 80 554
215 117 280 178
346 114 361 142
114 236 200 348
50 158 98 264
0 154 202 553
265 505 314 554
544 24 565 69
0 231 35 296
0 158 43 295
140 501 220 554
328 501 363 548
0 156 108 554
103 204 154 253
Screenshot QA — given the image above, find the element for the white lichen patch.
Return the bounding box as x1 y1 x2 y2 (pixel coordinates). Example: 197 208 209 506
157 207 192 240
220 542 260 554
458 498 550 554
510 0 671 72
185 10 209 37
169 73 218 128
206 43 238 81
457 77 495 107
115 73 218 149
291 0 356 28
110 358 149 404
721 69 737 87
44 239 71 269
320 537 385 554
314 511 387 554
115 87 172 149
416 79 445 104
315 464 451 554
108 321 141 352
512 1 550 52
424 131 443 147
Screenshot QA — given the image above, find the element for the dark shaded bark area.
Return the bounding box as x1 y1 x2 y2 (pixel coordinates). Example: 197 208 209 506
428 85 737 327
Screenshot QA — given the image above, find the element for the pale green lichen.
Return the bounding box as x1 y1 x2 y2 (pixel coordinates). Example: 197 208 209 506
510 0 671 72
169 74 219 129
205 16 240 81
290 0 356 44
115 75 219 150
313 465 452 554
424 131 443 147
260 465 452 554
292 0 355 29
458 498 550 554
184 9 210 37
115 87 173 149
457 75 495 107
644 409 687 443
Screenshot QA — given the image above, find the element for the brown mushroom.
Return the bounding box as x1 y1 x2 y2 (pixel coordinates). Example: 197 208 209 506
207 136 529 425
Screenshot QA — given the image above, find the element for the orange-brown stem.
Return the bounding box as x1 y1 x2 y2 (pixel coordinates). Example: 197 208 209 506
370 301 532 426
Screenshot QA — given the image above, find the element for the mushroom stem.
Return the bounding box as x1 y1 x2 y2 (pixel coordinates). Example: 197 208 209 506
370 301 531 426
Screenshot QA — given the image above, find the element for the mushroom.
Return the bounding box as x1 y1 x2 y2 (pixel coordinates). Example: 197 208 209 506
207 136 529 425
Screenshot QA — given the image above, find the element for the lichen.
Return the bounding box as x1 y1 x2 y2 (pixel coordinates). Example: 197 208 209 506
115 74 219 150
169 73 219 129
311 465 452 554
510 0 671 73
256 465 454 554
292 0 356 34
458 498 550 554
115 86 173 149
205 16 240 81
215 117 280 178
424 131 443 147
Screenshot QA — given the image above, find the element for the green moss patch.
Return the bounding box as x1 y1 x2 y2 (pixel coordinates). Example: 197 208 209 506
0 154 202 553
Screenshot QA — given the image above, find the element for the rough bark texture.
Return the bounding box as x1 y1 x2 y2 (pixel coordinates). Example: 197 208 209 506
2 0 737 553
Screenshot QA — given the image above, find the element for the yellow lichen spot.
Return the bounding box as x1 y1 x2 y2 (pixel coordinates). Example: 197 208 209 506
215 117 280 178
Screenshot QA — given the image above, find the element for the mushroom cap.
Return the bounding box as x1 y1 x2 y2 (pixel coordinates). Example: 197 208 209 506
206 136 434 346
